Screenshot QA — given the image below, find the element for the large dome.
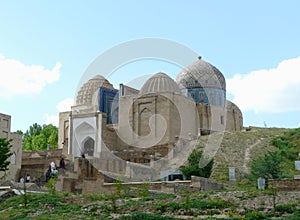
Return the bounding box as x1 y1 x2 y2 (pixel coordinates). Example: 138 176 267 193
76 75 114 105
176 57 226 107
139 72 181 95
176 57 226 90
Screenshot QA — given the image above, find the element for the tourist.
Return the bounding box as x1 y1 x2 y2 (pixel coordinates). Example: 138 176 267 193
19 176 24 184
60 157 66 174
26 173 31 183
45 169 51 182
50 161 58 175
60 157 65 169
50 161 55 171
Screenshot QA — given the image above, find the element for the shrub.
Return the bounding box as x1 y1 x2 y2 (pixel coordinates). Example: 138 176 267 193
136 182 150 198
47 173 58 194
275 203 296 214
118 212 178 220
86 193 104 201
245 211 266 219
250 151 282 180
179 149 213 180
167 202 180 212
271 137 292 149
189 198 231 209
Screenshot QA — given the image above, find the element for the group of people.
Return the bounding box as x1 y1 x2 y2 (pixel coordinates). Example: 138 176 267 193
45 157 66 182
19 173 31 183
18 158 66 184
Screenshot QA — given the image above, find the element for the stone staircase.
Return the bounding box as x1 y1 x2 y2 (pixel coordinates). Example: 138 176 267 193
21 149 67 186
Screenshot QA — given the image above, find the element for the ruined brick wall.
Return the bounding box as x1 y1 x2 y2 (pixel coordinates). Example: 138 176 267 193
269 179 300 191
191 176 224 191
21 149 63 182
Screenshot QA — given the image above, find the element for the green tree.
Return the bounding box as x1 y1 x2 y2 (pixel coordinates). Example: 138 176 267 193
250 151 282 180
0 138 13 177
42 124 58 149
180 149 214 180
28 123 42 136
23 123 58 151
32 133 47 150
14 130 23 135
23 123 42 150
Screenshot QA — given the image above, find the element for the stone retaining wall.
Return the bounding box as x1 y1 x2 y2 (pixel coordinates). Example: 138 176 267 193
191 176 224 191
269 179 300 191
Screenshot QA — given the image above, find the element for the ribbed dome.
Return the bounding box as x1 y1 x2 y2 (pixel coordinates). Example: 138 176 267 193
176 57 226 90
76 75 114 105
139 72 180 95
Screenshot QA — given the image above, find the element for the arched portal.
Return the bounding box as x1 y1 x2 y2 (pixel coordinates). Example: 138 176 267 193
83 137 95 156
139 107 152 136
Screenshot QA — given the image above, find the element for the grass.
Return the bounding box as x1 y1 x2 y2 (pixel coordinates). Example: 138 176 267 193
196 127 288 181
0 186 300 219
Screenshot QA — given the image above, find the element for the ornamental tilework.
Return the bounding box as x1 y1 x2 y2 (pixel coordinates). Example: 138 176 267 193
98 88 119 124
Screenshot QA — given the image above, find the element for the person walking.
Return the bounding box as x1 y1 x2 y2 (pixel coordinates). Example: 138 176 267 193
26 173 31 183
60 157 66 174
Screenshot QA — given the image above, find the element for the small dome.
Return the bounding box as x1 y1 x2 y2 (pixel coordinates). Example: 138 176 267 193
139 72 181 95
176 58 226 90
76 75 114 105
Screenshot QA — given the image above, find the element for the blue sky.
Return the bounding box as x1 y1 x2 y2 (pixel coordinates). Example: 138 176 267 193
0 1 300 132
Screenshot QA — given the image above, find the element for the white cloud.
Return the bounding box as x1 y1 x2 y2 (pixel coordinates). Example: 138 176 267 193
56 98 74 112
45 113 59 127
0 54 61 98
227 57 300 113
44 98 74 127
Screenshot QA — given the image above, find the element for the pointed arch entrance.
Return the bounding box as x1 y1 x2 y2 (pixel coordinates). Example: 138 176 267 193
83 137 95 156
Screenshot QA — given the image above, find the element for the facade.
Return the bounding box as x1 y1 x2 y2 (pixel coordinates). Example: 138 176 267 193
0 113 22 181
58 57 243 181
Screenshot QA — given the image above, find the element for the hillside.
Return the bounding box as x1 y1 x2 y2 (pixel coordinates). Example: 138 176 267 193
195 127 290 181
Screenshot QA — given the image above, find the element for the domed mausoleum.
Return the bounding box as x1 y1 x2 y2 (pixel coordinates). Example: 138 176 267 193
76 75 114 105
139 72 181 95
176 57 226 107
58 57 243 181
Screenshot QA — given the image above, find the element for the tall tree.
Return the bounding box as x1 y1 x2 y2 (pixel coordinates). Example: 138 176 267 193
14 130 23 135
42 124 58 149
27 123 42 136
0 138 13 177
23 123 58 151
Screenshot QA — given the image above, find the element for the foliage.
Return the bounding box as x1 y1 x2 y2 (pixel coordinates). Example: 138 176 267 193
0 138 13 177
245 211 267 219
23 123 58 151
14 130 23 135
166 201 180 212
0 190 299 219
136 182 150 198
273 128 300 162
114 179 123 198
86 193 105 201
188 198 231 209
275 203 296 214
118 212 178 220
250 151 282 180
251 127 300 180
179 149 213 180
22 180 28 207
47 173 58 194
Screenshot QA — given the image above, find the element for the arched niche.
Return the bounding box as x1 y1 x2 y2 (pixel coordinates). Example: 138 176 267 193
82 136 95 156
